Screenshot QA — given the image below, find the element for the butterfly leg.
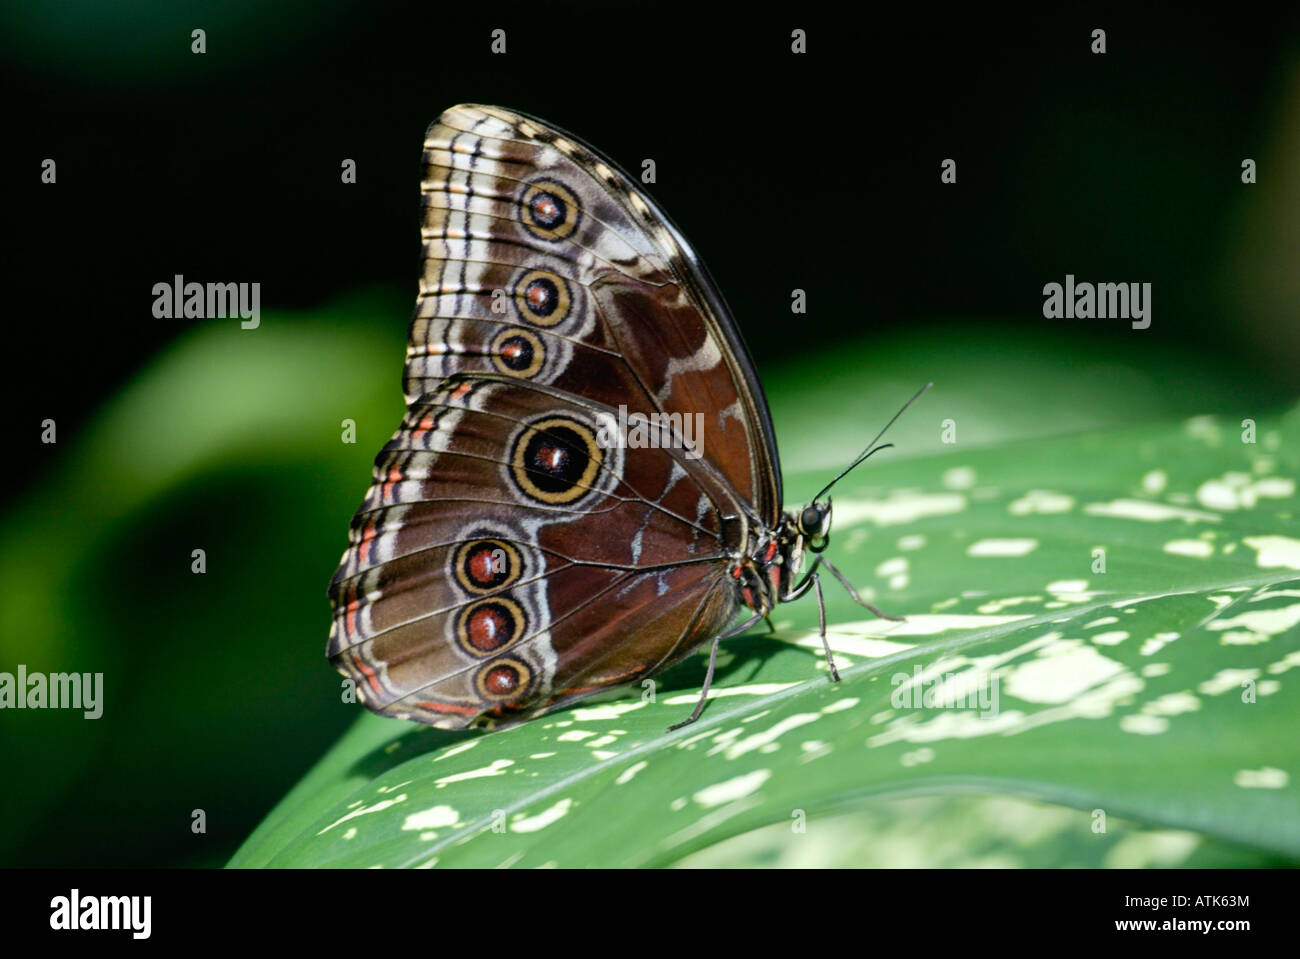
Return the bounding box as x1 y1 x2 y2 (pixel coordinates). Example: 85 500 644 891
764 615 776 634
811 572 841 682
782 555 821 601
821 556 905 622
667 610 764 731
778 565 841 682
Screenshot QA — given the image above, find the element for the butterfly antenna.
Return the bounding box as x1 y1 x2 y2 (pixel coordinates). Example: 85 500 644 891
813 382 934 502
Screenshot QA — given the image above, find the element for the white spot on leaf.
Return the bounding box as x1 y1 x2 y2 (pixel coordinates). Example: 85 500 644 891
1008 490 1074 515
967 538 1038 557
402 805 461 831
435 760 513 785
1234 768 1288 789
616 761 648 785
942 467 976 490
1243 536 1300 570
834 492 966 527
1084 499 1219 523
512 798 573 832
1141 470 1167 495
318 794 409 835
693 769 772 807
1163 539 1213 558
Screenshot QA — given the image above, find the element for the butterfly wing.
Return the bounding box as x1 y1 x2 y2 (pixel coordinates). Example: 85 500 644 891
328 373 740 728
408 103 781 525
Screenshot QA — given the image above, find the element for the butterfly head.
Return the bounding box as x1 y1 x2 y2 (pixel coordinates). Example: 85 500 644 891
797 500 832 552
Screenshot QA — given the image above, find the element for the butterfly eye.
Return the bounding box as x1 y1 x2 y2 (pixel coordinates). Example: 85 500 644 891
456 599 525 656
520 179 581 240
513 269 572 327
509 416 604 505
799 504 825 537
453 539 522 594
490 328 545 378
475 658 533 701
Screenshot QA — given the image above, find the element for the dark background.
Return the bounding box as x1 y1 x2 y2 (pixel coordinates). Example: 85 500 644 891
2 1 1297 866
7 2 1299 497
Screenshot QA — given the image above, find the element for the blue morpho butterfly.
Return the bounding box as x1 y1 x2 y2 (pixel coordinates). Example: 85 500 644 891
328 104 930 731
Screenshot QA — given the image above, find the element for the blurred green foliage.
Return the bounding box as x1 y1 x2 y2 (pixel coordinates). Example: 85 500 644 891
1 291 405 866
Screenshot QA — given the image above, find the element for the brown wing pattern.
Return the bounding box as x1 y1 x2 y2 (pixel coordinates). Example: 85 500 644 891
328 374 740 728
407 104 781 524
327 104 786 727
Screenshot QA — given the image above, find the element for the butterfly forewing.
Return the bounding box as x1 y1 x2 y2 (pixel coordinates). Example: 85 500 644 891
409 104 781 523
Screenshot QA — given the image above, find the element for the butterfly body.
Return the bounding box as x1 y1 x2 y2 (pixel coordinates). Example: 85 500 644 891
328 105 904 730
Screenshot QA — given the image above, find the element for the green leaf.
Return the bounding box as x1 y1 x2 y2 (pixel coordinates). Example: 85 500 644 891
674 794 1296 868
230 399 1300 868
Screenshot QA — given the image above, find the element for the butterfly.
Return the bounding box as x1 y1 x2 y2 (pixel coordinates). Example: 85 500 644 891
327 104 928 731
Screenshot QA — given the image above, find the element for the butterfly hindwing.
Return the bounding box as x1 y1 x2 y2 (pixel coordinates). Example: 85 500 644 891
328 373 741 728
